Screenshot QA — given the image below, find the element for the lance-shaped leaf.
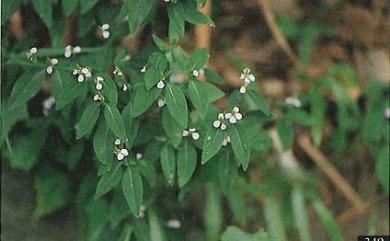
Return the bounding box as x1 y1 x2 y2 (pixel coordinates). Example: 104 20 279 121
160 143 176 185
9 70 46 110
32 0 53 28
76 101 101 139
93 121 114 165
229 125 251 171
187 48 209 71
165 83 188 128
122 166 143 217
126 0 154 34
162 108 183 148
80 0 98 14
122 102 140 149
188 80 208 118
201 127 225 164
217 149 236 194
145 53 168 89
104 103 127 141
167 2 185 42
177 140 197 187
95 162 123 198
131 86 160 117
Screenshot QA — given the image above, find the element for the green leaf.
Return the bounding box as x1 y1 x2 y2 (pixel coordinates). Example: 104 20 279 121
204 184 222 241
102 74 118 105
34 168 70 218
187 48 209 70
93 121 114 165
310 88 325 146
310 195 344 241
165 83 188 128
160 143 176 185
204 68 225 84
221 226 269 241
201 127 225 164
62 0 79 16
145 53 168 89
32 0 53 28
76 101 101 139
183 1 214 26
263 196 287 241
9 70 46 110
131 86 160 117
229 125 251 170
198 80 225 103
291 185 311 241
162 108 183 148
376 146 389 192
217 149 236 193
8 127 47 171
122 103 140 149
244 90 269 115
126 0 154 34
122 166 144 216
51 70 86 110
95 162 123 198
188 80 208 118
177 140 197 187
276 118 293 150
80 0 98 14
152 34 168 51
104 103 127 141
167 2 185 42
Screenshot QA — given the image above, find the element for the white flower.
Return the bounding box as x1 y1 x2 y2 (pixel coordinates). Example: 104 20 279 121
229 116 237 123
73 46 81 53
156 80 165 89
232 107 239 113
73 69 79 75
93 94 103 102
29 47 37 54
182 130 190 137
199 69 205 76
239 86 246 94
120 148 129 156
157 98 165 108
225 112 232 119
235 112 242 120
218 113 224 120
166 219 181 229
77 74 84 82
117 153 125 160
285 97 301 108
213 120 221 128
122 84 128 91
247 74 255 82
96 76 104 82
81 67 89 75
141 66 146 73
101 23 110 30
114 139 121 145
96 83 103 90
192 132 200 140
50 58 58 65
136 153 143 160
102 30 110 39
222 136 231 146
64 45 72 58
192 69 199 77
138 205 146 218
46 66 53 74
220 123 227 130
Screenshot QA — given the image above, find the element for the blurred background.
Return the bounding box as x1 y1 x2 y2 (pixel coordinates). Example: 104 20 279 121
1 0 389 240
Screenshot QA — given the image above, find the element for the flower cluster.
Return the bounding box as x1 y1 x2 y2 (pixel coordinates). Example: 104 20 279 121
92 76 105 102
73 66 92 83
222 135 231 146
182 128 200 140
213 107 243 130
285 96 302 108
46 58 58 75
64 45 81 58
114 139 129 161
99 24 111 39
239 68 256 94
